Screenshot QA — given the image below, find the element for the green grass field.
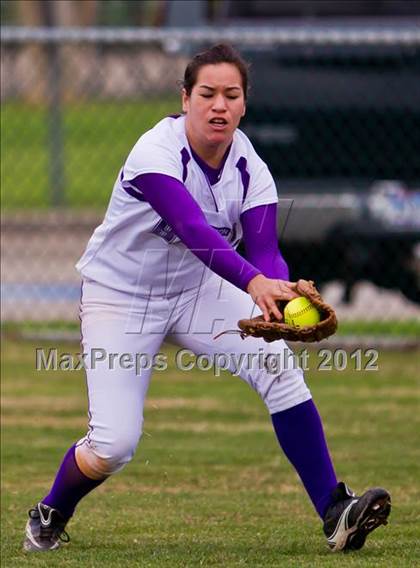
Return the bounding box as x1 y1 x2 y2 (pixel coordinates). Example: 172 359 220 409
1 100 179 209
4 319 420 339
2 337 419 567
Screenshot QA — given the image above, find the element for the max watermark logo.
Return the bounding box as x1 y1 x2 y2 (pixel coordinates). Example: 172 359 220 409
35 348 167 375
35 347 379 377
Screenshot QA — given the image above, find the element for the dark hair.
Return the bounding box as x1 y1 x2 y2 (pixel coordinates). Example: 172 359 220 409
182 44 250 99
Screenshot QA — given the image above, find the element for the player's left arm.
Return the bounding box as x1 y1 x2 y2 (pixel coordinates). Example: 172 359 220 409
241 202 290 281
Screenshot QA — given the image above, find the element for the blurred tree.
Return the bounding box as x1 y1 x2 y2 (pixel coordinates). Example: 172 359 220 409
16 0 43 24
53 0 97 26
1 0 18 24
14 0 97 26
97 0 167 26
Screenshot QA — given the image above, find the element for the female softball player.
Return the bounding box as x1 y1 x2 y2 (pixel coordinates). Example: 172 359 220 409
24 44 390 553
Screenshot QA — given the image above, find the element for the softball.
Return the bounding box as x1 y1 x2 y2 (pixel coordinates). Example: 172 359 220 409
284 296 321 328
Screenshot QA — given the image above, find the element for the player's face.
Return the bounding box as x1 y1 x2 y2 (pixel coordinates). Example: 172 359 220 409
182 63 246 150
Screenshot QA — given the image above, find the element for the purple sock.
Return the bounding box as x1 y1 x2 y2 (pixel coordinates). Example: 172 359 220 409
271 399 338 519
42 444 105 519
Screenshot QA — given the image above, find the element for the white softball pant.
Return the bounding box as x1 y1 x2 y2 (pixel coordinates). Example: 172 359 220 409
76 275 311 476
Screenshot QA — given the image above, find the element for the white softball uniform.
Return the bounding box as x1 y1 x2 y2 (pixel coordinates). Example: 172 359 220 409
76 115 278 297
75 115 311 472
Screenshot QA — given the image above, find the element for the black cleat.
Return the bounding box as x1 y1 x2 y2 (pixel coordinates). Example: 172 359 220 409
323 482 391 551
23 503 70 552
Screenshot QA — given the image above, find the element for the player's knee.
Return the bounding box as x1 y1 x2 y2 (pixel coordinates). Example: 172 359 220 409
105 433 141 468
76 430 142 478
259 368 312 414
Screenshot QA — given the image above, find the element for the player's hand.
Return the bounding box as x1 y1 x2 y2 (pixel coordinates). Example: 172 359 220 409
246 274 299 322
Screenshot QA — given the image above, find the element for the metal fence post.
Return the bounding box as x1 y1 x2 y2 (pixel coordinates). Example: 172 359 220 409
41 0 65 206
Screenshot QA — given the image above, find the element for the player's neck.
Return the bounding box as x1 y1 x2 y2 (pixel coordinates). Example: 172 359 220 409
186 134 230 169
193 145 228 169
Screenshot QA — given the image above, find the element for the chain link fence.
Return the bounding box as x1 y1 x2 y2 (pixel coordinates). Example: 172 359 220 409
1 26 420 338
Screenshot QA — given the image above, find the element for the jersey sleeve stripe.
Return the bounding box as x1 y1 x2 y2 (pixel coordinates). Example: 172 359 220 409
181 147 191 183
236 157 250 203
123 185 148 202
